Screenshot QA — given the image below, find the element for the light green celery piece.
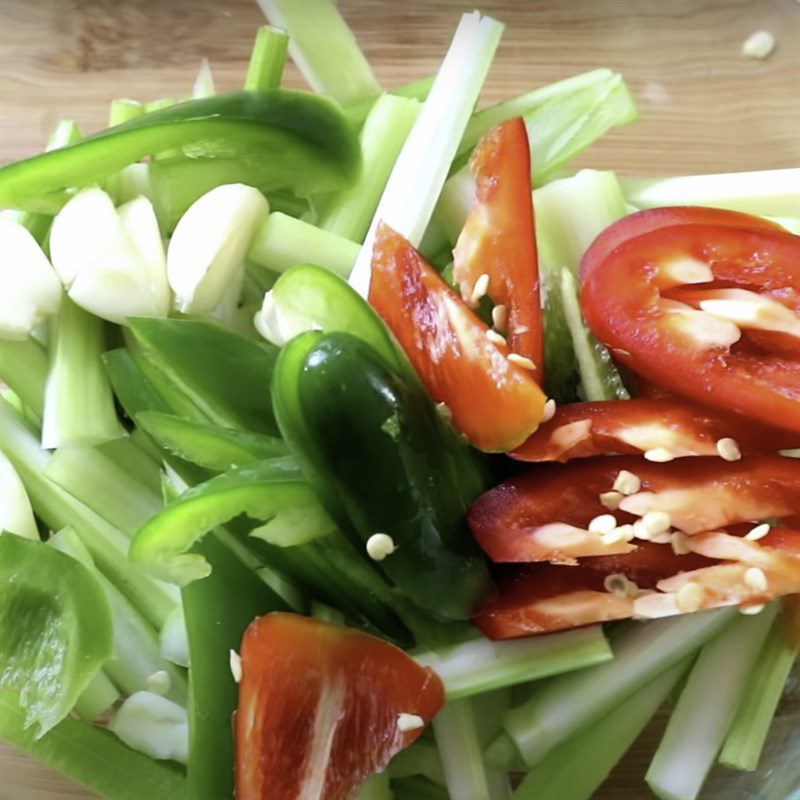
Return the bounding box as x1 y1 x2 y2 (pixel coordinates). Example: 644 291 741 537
719 604 798 771
192 59 215 98
343 76 434 130
388 739 446 786
473 688 512 799
414 624 611 700
256 0 380 105
355 770 393 800
646 603 779 800
512 658 691 800
255 566 307 614
493 609 736 769
99 436 163 494
45 444 162 536
622 168 800 218
248 211 360 279
310 600 346 624
109 99 144 127
348 11 504 296
318 94 421 242
115 163 155 207
459 68 616 156
73 669 120 722
0 690 187 800
136 410 288 472
436 77 637 243
1 399 178 629
533 169 630 402
48 527 188 705
144 97 175 113
0 533 113 736
245 26 289 91
433 698 493 800
560 267 630 401
41 297 125 449
767 214 800 234
0 450 38 539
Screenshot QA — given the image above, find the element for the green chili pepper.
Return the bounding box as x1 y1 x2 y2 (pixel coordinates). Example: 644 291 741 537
129 457 336 585
0 533 113 737
0 91 360 214
272 331 492 621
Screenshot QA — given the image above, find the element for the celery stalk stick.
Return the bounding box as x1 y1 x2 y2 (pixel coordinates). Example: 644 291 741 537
192 59 215 98
248 212 360 279
108 99 144 127
0 338 48 423
719 606 798 771
343 76 434 129
99 436 163 494
433 698 493 800
413 624 611 700
388 740 446 786
646 604 778 800
42 297 125 449
245 26 289 91
319 94 421 242
512 658 692 800
622 168 800 218
348 11 504 296
73 670 120 722
490 609 736 769
256 0 380 105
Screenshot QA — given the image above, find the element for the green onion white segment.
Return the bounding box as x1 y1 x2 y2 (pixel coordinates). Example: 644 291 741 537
348 11 504 297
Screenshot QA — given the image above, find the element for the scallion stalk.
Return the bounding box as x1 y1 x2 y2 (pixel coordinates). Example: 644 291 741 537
646 604 778 800
0 337 47 424
244 26 290 91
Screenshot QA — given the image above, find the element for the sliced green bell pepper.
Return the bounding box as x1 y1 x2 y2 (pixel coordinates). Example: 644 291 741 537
272 331 492 621
129 457 336 585
0 533 113 737
1 90 361 214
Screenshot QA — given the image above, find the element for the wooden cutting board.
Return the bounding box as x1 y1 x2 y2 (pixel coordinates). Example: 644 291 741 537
1 1 797 798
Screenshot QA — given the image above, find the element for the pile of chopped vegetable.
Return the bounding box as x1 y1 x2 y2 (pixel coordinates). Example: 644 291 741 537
1 2 798 800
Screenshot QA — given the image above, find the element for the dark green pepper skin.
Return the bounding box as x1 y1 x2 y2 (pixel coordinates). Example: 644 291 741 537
273 331 492 621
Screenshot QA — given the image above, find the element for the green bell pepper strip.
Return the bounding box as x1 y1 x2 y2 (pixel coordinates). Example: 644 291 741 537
0 90 361 214
0 533 113 737
129 457 337 585
182 532 289 800
272 331 492 621
1 690 187 800
126 317 280 435
136 411 289 472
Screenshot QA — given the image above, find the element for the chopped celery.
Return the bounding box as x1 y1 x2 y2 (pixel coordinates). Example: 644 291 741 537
41 297 125 449
458 68 619 157
388 739 446 786
533 170 630 401
473 688 512 799
319 94 420 242
0 533 113 736
99 436 163 495
492 609 735 768
0 337 48 422
248 211 360 279
182 531 289 799
49 528 187 705
192 59 215 98
719 605 798 771
355 770 393 800
2 399 178 629
512 658 691 800
0 451 38 539
433 698 493 800
414 624 611 700
767 215 800 235
1 690 187 800
622 168 800 218
245 26 289 91
74 669 120 722
348 12 504 296
129 458 335 585
560 267 630 401
126 317 280 435
108 99 144 127
310 600 346 623
45 445 162 537
392 775 449 800
136 411 288 471
646 604 778 800
256 0 380 105
344 76 434 129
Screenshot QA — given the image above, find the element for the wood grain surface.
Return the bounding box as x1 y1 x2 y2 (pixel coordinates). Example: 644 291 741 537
1 1 798 798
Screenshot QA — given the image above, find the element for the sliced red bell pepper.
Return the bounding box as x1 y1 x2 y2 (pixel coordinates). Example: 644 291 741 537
369 221 546 452
235 613 444 800
452 118 543 374
474 523 799 639
511 398 799 462
468 456 800 563
579 211 800 433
